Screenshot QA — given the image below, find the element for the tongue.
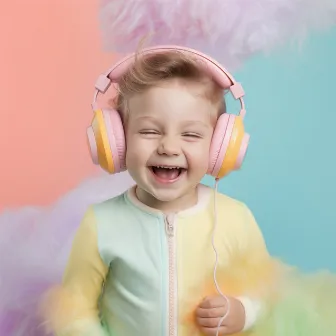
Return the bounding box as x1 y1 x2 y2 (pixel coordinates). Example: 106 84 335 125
153 167 180 180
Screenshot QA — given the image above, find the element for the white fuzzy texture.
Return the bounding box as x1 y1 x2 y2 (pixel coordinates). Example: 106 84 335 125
99 0 336 69
0 172 135 335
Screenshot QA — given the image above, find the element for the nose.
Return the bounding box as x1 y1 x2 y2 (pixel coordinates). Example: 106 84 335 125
157 135 181 156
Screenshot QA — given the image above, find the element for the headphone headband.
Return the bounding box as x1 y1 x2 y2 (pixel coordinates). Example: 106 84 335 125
92 45 246 119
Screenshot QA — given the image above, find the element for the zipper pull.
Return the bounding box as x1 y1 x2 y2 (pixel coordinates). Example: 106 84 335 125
165 214 175 237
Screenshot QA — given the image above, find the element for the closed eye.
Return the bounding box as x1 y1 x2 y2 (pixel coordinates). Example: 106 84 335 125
139 130 160 136
183 133 202 138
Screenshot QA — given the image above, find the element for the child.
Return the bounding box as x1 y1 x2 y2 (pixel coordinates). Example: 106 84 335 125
41 46 336 336
40 46 264 336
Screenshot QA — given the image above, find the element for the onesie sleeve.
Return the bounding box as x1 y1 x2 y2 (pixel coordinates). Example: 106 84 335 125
240 204 270 259
235 204 272 331
40 207 109 336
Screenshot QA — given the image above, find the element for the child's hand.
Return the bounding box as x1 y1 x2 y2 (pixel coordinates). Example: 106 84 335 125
195 295 245 335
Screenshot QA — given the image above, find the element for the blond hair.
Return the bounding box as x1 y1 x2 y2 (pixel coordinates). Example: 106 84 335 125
113 49 226 122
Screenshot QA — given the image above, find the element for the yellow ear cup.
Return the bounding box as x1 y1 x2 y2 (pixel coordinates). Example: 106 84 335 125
91 110 115 173
216 116 245 179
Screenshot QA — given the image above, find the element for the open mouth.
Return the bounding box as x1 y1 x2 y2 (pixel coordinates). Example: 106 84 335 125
149 166 187 183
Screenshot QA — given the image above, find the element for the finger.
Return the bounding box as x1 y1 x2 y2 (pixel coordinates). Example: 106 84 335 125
201 326 228 336
196 306 226 318
199 296 227 309
197 317 224 328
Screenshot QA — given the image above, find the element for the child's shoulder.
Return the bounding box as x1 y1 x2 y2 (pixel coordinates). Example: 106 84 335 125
91 188 130 213
205 187 260 236
201 184 249 212
197 184 253 224
199 185 256 225
216 191 247 208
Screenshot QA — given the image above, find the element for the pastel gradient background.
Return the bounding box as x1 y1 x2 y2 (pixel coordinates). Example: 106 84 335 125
0 0 115 209
1 1 335 270
203 28 336 271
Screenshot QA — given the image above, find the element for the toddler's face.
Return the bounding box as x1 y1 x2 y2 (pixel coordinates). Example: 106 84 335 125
125 79 217 208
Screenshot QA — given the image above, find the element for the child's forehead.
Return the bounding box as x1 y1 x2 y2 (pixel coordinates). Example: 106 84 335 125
129 80 214 110
123 79 219 128
127 95 216 129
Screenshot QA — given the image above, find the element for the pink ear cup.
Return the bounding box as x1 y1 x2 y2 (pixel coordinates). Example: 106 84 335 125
208 114 249 177
86 109 126 173
103 109 127 172
234 133 250 169
208 114 231 176
87 126 99 165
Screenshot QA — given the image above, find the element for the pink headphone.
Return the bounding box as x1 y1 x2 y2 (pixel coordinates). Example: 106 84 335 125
87 46 250 179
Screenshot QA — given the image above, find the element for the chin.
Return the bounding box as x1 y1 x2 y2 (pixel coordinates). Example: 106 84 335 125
149 189 182 203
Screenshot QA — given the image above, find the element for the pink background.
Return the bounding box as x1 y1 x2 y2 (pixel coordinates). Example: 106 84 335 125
0 0 116 209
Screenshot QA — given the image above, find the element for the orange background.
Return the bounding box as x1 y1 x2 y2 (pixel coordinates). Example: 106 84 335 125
0 0 116 209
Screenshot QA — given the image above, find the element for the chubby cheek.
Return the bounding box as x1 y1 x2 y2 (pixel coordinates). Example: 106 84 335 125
125 137 152 168
125 141 141 168
186 143 211 176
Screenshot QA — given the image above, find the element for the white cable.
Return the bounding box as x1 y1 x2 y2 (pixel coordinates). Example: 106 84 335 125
211 179 231 336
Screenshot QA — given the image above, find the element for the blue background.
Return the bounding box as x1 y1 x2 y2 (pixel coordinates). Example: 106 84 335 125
203 28 336 272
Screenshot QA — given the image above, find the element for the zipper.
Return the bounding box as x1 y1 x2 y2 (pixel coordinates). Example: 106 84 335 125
165 214 176 336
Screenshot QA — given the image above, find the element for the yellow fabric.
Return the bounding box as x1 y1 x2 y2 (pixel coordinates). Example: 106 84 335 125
176 192 271 335
41 207 108 336
41 187 271 336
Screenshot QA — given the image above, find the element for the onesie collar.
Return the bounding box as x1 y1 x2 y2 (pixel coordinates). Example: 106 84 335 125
125 183 213 217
